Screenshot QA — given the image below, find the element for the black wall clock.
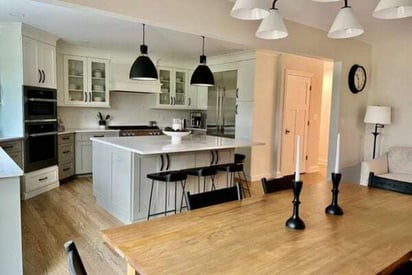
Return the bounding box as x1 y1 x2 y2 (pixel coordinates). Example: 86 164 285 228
348 64 367 94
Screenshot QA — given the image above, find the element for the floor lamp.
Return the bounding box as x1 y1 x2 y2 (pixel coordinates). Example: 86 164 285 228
364 106 391 159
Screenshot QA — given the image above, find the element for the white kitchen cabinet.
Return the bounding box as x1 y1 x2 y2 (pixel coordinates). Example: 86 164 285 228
236 59 256 102
22 36 57 89
187 85 208 110
157 67 188 108
75 131 118 174
235 101 254 139
22 165 59 200
63 55 110 107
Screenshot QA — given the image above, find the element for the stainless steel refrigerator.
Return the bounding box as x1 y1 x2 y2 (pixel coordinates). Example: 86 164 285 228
206 70 237 138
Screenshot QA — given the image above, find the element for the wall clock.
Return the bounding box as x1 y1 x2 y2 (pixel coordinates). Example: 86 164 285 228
348 64 367 94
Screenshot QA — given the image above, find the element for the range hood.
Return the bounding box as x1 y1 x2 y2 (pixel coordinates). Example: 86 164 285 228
110 62 161 94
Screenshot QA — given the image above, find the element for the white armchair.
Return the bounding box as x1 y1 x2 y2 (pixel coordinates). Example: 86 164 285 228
360 154 388 186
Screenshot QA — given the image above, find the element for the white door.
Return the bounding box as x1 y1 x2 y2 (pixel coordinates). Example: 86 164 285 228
280 70 311 177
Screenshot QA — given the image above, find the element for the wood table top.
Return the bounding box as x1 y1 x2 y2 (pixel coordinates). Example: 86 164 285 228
101 182 412 274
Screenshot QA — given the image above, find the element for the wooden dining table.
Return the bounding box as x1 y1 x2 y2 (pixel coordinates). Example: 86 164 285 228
101 182 412 275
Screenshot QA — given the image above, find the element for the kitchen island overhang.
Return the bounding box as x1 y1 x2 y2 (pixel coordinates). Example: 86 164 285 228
91 135 263 224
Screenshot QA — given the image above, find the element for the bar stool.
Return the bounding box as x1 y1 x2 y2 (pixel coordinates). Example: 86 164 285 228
146 170 187 220
185 166 217 193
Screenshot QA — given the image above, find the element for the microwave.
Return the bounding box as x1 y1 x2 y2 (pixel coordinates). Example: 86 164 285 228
23 85 57 121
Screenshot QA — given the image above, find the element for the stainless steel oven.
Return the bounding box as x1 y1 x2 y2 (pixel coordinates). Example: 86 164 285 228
24 85 57 121
24 121 58 172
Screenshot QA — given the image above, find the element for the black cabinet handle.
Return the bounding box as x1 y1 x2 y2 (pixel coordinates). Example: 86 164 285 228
188 97 191 106
214 150 219 165
210 150 215 166
93 135 104 138
170 96 173 105
160 154 164 171
38 177 48 181
38 69 42 83
63 168 70 172
235 104 238 115
166 154 170 170
42 70 46 83
236 88 239 98
2 145 14 150
62 150 70 154
62 137 70 140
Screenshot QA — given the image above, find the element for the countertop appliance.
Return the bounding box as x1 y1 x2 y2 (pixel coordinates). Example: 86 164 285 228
190 112 206 129
107 125 162 136
206 70 237 138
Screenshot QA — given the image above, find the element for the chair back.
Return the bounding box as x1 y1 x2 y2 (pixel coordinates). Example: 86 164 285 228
185 183 242 210
261 175 294 194
64 240 87 275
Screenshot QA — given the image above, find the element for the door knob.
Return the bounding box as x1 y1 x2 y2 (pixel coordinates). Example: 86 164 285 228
285 129 290 134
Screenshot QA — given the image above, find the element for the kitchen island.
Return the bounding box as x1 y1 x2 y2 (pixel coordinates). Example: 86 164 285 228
91 135 261 224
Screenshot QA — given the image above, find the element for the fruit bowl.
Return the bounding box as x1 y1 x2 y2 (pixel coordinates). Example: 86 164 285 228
162 130 191 144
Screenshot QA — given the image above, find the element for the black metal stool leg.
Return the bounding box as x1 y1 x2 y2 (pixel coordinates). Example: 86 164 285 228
180 180 188 212
174 180 177 214
148 180 155 220
165 180 168 217
241 170 251 197
211 175 216 191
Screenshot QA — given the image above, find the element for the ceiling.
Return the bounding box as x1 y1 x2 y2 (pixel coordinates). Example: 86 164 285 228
0 0 411 60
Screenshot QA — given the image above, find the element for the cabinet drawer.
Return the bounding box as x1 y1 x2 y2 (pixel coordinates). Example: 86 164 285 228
58 133 74 145
0 140 22 153
75 131 118 142
58 144 74 162
24 166 58 193
59 161 74 180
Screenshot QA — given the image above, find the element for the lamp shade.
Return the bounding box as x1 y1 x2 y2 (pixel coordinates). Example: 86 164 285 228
230 0 270 20
256 8 288 39
129 46 158 80
364 106 391 125
190 57 215 86
328 6 364 39
373 0 412 19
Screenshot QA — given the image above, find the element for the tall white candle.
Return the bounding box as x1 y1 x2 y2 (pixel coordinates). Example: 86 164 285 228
295 135 300 181
334 133 340 173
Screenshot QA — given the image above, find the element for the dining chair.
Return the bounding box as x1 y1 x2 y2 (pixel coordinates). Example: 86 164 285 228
261 174 294 194
64 240 87 275
185 183 242 210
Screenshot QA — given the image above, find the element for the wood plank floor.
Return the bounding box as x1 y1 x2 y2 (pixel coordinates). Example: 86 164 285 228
21 169 327 274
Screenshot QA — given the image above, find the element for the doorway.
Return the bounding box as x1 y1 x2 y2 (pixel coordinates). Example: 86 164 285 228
280 70 312 176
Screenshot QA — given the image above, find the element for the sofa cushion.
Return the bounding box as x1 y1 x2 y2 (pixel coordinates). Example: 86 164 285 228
388 147 412 174
378 173 412 184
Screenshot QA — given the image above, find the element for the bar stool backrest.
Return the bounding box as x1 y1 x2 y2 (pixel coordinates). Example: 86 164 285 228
185 183 242 210
64 240 87 275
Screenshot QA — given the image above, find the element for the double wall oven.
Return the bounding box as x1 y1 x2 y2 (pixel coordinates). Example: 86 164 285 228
24 86 58 172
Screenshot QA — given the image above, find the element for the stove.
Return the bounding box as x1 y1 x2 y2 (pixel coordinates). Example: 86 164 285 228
107 125 163 136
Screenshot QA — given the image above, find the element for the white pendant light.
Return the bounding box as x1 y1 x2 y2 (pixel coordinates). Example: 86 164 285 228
231 0 270 20
373 0 412 19
256 0 288 39
328 0 364 39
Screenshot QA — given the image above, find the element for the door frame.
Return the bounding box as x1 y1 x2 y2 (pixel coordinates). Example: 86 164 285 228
279 69 312 177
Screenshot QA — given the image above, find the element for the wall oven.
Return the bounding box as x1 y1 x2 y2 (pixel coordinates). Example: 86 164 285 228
24 85 57 121
23 86 58 172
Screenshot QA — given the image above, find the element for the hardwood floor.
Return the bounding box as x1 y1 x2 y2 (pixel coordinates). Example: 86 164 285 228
21 170 327 274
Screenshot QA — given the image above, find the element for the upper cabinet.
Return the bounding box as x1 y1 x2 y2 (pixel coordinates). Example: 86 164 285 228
62 55 110 107
22 36 57 89
236 59 256 102
155 66 207 110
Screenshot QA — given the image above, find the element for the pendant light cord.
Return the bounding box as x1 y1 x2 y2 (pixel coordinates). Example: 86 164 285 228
201 35 205 56
142 23 146 45
343 0 349 8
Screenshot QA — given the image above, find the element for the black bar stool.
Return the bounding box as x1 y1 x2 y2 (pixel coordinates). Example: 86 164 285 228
185 166 217 193
146 170 187 220
218 153 251 197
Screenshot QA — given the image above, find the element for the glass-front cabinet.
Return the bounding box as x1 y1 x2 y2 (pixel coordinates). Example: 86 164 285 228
63 55 110 107
157 67 187 107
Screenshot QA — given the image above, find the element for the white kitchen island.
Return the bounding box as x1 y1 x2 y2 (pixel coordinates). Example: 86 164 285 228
91 135 261 224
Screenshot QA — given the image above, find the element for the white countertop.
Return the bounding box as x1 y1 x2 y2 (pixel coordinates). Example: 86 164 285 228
0 136 24 143
91 135 263 155
0 148 23 178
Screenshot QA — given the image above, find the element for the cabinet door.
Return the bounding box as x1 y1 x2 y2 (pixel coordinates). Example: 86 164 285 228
88 58 110 107
75 141 92 174
174 70 187 106
187 85 198 109
196 86 208 110
64 55 87 105
235 101 254 139
22 37 40 86
237 59 256 101
37 41 57 89
158 69 171 105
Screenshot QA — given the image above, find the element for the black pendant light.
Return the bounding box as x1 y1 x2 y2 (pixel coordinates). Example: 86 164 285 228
129 24 158 80
190 36 215 87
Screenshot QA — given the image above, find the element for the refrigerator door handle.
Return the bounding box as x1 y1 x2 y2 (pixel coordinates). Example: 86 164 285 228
236 104 238 115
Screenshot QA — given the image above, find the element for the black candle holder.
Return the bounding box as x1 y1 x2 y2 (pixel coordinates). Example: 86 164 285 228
325 172 344 215
285 180 305 230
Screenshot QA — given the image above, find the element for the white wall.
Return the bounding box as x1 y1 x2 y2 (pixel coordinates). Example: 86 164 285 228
365 42 412 159
318 62 333 166
58 92 190 129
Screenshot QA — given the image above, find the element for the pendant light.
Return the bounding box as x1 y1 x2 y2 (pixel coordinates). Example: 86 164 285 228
373 0 412 19
256 0 288 39
328 0 364 39
129 24 158 80
190 36 214 87
231 0 269 20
